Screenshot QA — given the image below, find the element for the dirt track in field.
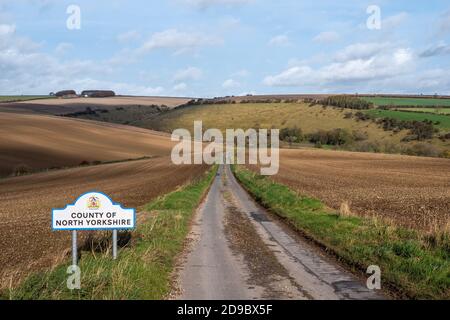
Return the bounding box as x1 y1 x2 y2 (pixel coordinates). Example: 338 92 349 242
247 148 450 231
0 112 176 176
0 157 208 289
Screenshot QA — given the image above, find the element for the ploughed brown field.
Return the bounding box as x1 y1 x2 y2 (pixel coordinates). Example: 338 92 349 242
17 96 191 107
0 96 191 115
247 148 450 231
0 112 175 176
1 105 449 289
0 111 209 288
0 157 208 289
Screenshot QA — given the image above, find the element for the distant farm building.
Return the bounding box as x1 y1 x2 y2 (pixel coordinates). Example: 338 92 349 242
81 90 116 98
55 90 77 98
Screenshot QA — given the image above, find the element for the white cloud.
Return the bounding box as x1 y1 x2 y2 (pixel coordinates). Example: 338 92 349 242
239 90 256 96
439 10 450 34
334 42 390 62
313 31 339 43
264 66 312 87
420 42 450 58
137 29 222 55
232 69 250 77
382 12 408 29
268 35 291 47
173 82 187 91
0 24 164 95
264 43 414 88
70 78 165 96
414 69 450 90
222 78 240 88
393 48 413 64
366 68 450 94
173 66 203 81
55 42 73 55
218 17 241 31
0 24 15 36
117 30 141 43
179 0 253 9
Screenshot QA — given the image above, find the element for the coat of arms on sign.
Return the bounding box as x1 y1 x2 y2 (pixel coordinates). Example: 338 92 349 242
87 196 101 210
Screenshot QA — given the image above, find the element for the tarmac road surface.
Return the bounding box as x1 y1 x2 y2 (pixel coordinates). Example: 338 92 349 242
176 164 384 300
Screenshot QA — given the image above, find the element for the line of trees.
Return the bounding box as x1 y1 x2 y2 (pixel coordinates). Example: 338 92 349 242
179 97 302 108
321 96 374 110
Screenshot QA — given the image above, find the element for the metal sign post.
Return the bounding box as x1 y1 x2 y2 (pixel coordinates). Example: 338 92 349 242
72 230 77 266
112 229 118 260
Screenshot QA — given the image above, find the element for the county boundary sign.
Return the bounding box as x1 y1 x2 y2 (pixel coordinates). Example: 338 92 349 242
52 191 135 264
52 191 135 231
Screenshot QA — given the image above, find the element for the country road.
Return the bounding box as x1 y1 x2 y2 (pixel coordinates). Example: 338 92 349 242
175 164 384 300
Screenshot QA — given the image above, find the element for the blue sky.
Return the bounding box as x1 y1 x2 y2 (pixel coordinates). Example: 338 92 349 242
1 0 449 97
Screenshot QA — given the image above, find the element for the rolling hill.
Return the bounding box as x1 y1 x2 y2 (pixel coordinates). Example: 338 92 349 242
0 109 209 289
0 112 176 176
136 101 450 156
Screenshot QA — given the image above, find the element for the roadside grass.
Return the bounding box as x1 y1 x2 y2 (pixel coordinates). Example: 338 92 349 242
365 109 450 130
361 97 450 107
2 165 217 300
232 165 450 299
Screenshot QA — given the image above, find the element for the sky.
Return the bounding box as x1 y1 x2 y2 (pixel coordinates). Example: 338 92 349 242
0 0 450 97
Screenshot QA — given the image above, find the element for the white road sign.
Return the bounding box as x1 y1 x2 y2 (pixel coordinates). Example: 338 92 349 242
52 191 135 231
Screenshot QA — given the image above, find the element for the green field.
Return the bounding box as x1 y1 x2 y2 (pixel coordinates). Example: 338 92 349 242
366 109 450 130
362 97 450 107
0 95 55 103
397 108 450 115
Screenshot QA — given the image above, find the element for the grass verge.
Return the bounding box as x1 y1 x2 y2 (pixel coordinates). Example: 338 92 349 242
232 165 449 300
2 165 217 300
